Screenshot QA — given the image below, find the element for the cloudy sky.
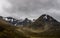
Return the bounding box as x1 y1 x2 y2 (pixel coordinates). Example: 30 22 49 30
0 0 60 21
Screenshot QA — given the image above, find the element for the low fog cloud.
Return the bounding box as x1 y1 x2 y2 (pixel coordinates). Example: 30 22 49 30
0 0 60 21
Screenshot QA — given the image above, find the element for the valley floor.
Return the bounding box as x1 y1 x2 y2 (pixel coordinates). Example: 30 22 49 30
16 27 60 38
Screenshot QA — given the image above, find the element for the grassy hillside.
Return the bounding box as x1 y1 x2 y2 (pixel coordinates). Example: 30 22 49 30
0 19 29 38
17 27 60 38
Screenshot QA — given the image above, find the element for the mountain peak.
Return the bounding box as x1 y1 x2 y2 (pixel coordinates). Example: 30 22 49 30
38 14 57 22
41 14 48 20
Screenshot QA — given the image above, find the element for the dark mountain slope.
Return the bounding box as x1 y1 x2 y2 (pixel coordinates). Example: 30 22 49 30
30 14 60 30
25 14 60 38
19 14 60 38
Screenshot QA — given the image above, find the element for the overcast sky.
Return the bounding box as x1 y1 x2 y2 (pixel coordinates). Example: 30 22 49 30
0 0 60 21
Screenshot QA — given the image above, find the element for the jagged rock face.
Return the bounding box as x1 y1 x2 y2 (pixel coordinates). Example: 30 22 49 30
30 14 60 30
22 18 32 26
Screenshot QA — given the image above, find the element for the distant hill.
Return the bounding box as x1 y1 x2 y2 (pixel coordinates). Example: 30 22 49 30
3 17 32 26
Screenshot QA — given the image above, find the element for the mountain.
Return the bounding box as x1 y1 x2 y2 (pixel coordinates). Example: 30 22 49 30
21 18 32 26
0 17 29 38
3 17 18 26
27 14 60 37
29 14 60 30
18 14 60 38
3 17 32 26
0 14 60 38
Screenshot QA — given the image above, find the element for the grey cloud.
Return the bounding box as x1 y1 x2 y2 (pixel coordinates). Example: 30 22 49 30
3 0 60 21
8 0 60 12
